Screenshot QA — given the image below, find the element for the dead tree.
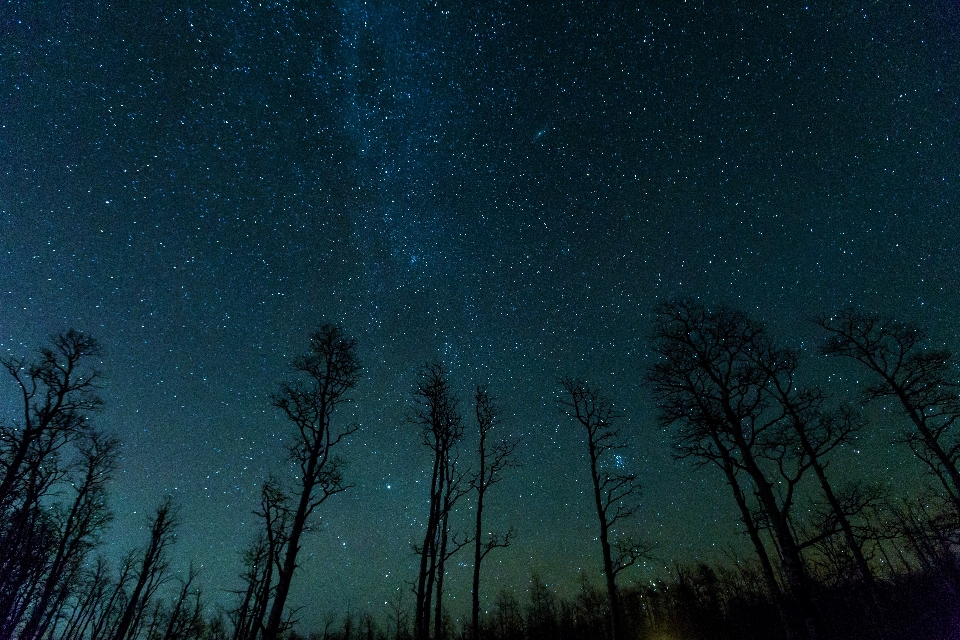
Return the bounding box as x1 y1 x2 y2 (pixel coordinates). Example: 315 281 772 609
0 331 104 639
113 497 178 640
20 430 119 640
433 449 472 640
470 386 517 640
647 301 819 640
736 331 877 587
229 535 270 640
59 556 112 640
262 325 360 640
100 565 128 639
230 479 291 640
158 563 204 640
87 552 138 640
0 330 103 509
410 363 469 640
801 479 887 586
559 378 648 640
388 590 410 640
0 467 60 639
817 309 960 515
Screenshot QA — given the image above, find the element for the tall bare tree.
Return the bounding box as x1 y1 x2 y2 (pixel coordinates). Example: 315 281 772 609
817 309 960 515
0 331 106 640
470 386 517 640
87 552 139 640
757 351 874 586
157 563 205 640
262 325 360 640
59 555 112 640
0 330 102 509
20 430 119 640
410 363 470 640
230 479 292 640
559 378 648 640
647 301 820 639
113 497 178 640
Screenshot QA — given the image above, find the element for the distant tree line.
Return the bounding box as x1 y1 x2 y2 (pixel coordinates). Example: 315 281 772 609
2 302 960 639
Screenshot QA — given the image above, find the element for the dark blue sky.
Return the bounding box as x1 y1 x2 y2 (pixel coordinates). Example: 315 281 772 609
2 0 959 629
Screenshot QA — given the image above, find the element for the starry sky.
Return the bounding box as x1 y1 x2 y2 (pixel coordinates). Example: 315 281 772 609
2 0 959 630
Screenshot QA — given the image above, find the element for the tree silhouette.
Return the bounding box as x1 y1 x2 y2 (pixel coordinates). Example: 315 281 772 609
0 330 103 509
410 363 470 640
263 325 360 640
0 330 108 640
817 309 960 516
469 386 517 640
10 315 960 640
230 479 293 640
751 336 875 587
229 534 271 640
558 377 648 640
143 561 205 640
58 555 112 640
647 301 819 639
113 497 178 640
19 430 119 640
85 552 139 640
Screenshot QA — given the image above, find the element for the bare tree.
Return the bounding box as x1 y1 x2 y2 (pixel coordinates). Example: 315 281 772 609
0 468 60 638
88 552 139 640
470 386 518 640
0 331 104 639
59 556 112 640
559 378 648 640
229 534 270 640
20 430 119 640
750 338 875 586
432 457 472 640
801 479 887 587
387 590 410 640
647 301 818 639
157 563 204 640
230 479 291 640
410 363 470 640
817 309 960 515
0 330 103 509
263 325 360 640
113 497 178 640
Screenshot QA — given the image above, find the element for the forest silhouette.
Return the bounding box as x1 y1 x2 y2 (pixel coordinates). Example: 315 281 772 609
2 302 959 640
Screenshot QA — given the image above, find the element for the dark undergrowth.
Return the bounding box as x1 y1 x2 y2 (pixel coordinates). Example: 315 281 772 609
285 558 960 640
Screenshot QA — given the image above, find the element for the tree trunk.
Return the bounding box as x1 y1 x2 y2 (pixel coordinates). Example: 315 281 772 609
263 460 317 640
471 485 484 640
588 439 622 640
415 449 444 640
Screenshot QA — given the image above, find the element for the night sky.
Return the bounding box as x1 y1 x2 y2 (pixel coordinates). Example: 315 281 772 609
3 0 960 630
